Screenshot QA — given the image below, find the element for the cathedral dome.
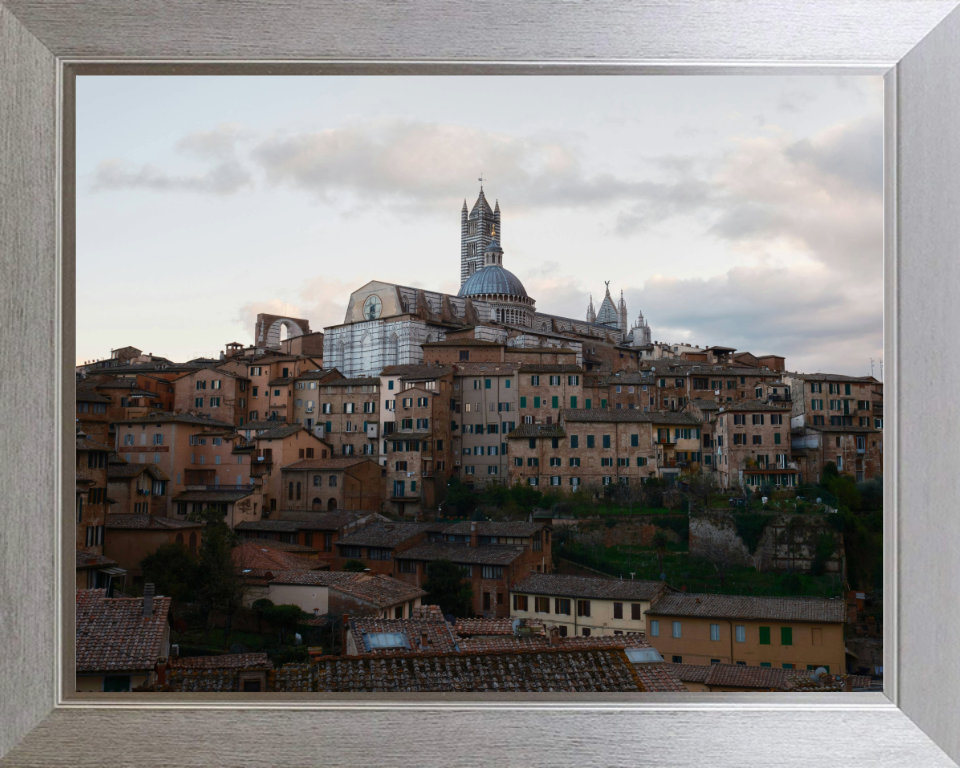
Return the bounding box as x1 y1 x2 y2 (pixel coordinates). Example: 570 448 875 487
485 239 503 253
458 265 527 299
596 292 619 326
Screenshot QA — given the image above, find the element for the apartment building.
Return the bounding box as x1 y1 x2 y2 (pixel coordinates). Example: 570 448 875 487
714 401 797 489
644 592 846 672
334 522 434 575
509 574 670 637
784 373 882 430
791 425 883 483
315 376 381 458
106 458 169 516
279 457 383 512
517 364 584 426
172 367 250 426
648 411 704 480
76 433 112 554
453 362 519 487
584 372 656 412
217 353 323 423
290 368 342 429
683 398 721 471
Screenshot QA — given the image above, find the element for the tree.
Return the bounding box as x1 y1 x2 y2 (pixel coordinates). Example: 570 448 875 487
652 532 668 578
445 476 478 518
686 470 718 509
423 559 474 617
343 559 367 573
252 598 274 633
262 603 308 643
697 524 746 590
189 507 247 638
139 542 198 602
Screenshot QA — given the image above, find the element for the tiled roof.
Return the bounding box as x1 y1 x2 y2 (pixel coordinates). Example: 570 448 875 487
107 463 169 481
76 551 119 570
232 542 323 572
394 541 526 566
262 571 426 608
665 662 795 691
454 618 516 636
665 662 710 683
235 520 302 533
296 368 340 381
518 364 584 373
267 376 295 386
273 510 370 529
506 424 566 438
77 436 113 452
169 653 272 670
688 398 721 411
379 364 454 379
562 408 650 423
321 377 380 387
595 373 653 385
254 424 305 440
242 419 290 431
442 521 546 538
802 425 881 434
113 413 235 427
282 458 373 471
105 514 199 530
786 372 879 383
76 390 112 403
337 522 433 549
75 470 97 485
422 338 505 347
718 400 790 413
76 589 171 673
386 430 434 440
255 541 319 554
453 362 519 376
646 411 702 425
646 593 846 623
313 647 644 692
350 617 460 655
631 661 688 692
171 490 253 503
513 573 668 602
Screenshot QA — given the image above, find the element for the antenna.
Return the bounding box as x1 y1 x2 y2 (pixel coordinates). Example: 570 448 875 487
478 172 484 189
870 357 875 377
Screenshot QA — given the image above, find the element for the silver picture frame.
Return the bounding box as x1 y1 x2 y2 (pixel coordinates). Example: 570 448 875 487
1 1 959 765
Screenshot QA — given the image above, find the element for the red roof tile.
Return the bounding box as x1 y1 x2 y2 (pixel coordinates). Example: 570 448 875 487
76 589 171 673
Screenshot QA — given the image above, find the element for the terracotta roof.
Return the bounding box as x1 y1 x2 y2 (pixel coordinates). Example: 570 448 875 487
380 364 454 380
562 408 650 423
232 541 324 572
171 490 253 503
631 660 688 692
718 400 790 413
296 368 340 381
235 520 302 533
282 457 374 471
75 470 97 485
254 424 305 440
169 653 272 670
321 377 380 387
386 430 434 440
514 574 669 602
254 541 319 554
453 362 519 375
666 662 796 690
454 618 516 636
273 510 369 529
349 617 460 655
76 551 119 570
264 571 426 608
394 541 526 566
595 373 653 385
77 436 113 452
442 521 546 538
107 463 170 481
114 413 235 427
76 589 171 673
267 376 295 386
76 390 112 403
646 411 703 425
105 514 199 530
786 372 878 383
506 424 566 438
802 425 881 434
518 364 584 373
242 419 290 431
647 593 846 623
337 522 433 549
422 338 505 347
688 398 721 411
312 647 645 692
665 662 710 683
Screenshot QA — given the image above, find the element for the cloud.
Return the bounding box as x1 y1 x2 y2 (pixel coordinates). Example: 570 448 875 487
91 124 253 195
234 276 356 345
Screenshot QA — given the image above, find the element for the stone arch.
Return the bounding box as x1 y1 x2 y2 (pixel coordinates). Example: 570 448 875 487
385 333 400 367
312 497 322 510
175 532 184 546
327 498 338 510
360 334 377 375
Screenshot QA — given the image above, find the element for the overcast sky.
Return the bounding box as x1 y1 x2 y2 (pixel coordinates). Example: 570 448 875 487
77 75 883 376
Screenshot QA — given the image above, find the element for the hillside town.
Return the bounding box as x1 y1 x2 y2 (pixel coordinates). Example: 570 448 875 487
75 186 883 694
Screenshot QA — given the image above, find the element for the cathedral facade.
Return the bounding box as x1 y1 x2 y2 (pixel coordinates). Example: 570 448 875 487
323 185 654 376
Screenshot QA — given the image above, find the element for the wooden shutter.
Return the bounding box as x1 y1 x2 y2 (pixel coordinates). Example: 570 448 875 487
759 626 771 645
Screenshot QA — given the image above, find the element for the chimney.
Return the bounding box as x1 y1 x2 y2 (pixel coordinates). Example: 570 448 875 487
680 585 687 593
470 521 478 548
550 628 561 646
843 676 853 692
421 631 429 648
143 583 155 618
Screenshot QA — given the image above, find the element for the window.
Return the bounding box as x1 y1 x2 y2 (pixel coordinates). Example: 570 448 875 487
194 397 203 407
535 596 551 613
710 623 721 641
530 375 540 386
586 435 595 449
513 594 529 611
481 565 503 579
781 627 793 646
649 620 659 637
368 548 391 561
577 600 591 617
759 626 771 645
672 621 682 638
752 435 762 445
613 602 623 620
554 598 571 615
672 655 682 664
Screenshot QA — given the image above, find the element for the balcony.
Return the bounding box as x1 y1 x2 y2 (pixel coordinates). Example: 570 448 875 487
250 462 273 477
655 438 677 446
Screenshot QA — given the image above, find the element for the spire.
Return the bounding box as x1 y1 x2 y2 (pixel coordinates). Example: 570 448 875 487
586 294 597 324
462 199 468 211
494 200 500 212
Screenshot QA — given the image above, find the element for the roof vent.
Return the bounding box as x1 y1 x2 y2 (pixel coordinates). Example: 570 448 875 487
143 583 155 617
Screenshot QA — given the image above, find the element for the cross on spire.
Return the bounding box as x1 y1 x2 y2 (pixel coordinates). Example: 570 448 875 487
478 172 485 189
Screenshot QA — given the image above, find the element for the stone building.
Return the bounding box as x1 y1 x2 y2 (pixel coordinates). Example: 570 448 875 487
279 457 384 512
791 425 883 483
77 433 112 554
784 373 883 430
314 376 381 458
648 411 704 480
714 401 798 489
216 353 324 423
452 362 519 487
172 367 250 426
517 364 584 426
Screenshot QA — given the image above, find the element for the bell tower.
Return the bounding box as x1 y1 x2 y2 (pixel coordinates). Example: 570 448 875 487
461 178 499 286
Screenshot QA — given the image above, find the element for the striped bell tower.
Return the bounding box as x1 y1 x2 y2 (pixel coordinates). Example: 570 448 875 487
460 180 499 287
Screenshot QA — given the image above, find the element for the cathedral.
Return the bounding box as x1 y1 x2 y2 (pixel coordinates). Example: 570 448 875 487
322 184 654 376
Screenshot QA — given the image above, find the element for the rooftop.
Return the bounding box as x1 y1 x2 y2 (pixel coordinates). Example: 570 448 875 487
107 463 170 481
336 522 434 549
718 400 791 413
422 338 505 347
394 541 527 566
453 362 520 376
113 413 235 428
562 408 650 423
321 377 381 388
253 424 306 440
350 616 460 655
518 364 584 373
646 593 846 623
171 490 253 503
76 589 171 673
169 653 272 670
105 514 199 530
282 458 376 471
506 423 566 438
232 541 325 572
441 521 546 538
380 364 455 380
646 411 703 426
513 574 669 602
75 551 119 570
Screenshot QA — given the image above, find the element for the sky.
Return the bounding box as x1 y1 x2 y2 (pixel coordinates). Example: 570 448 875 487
77 75 884 376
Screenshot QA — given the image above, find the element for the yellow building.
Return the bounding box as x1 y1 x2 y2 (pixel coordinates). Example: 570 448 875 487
510 573 671 637
645 592 846 673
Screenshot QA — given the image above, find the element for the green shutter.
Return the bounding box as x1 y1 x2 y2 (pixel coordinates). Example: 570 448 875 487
760 662 772 668
485 379 491 389
781 627 793 646
520 396 527 408
585 399 592 409
534 396 541 408
774 433 781 444
505 380 511 388
600 399 607 409
570 396 577 408
631 434 638 446
551 396 559 408
759 626 771 645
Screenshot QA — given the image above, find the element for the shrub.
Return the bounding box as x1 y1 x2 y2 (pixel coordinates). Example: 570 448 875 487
733 513 769 555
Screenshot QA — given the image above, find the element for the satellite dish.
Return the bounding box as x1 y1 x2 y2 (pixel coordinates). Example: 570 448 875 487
294 632 302 646
512 618 521 634
444 613 456 624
